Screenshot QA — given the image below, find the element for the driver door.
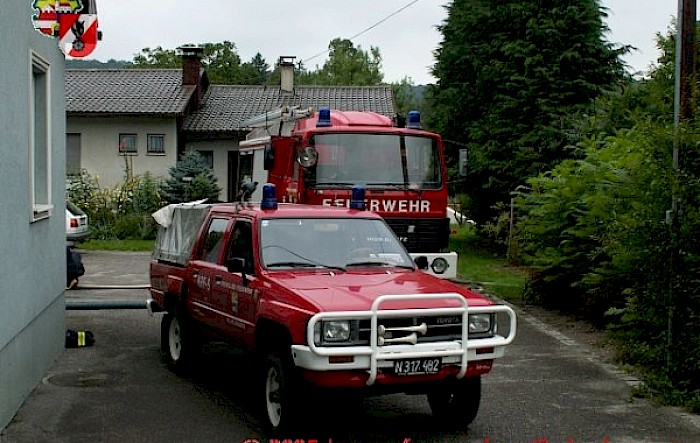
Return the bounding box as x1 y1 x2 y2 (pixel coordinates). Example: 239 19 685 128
210 219 258 348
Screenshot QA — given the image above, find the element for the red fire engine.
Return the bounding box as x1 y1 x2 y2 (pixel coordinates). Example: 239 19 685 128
235 107 458 278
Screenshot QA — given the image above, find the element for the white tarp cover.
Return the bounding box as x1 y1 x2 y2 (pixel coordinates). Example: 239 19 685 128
151 202 211 265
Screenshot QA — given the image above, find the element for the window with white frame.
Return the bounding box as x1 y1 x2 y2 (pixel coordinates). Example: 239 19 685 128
118 133 138 154
30 52 52 221
147 134 165 154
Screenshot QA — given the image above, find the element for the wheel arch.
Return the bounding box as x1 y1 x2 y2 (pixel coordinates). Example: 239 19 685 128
256 318 293 355
163 281 188 314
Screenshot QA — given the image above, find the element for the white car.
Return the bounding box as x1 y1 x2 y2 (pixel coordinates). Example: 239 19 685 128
66 201 89 242
447 206 476 226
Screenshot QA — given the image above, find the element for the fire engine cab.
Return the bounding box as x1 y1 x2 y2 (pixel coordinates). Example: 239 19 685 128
234 107 458 279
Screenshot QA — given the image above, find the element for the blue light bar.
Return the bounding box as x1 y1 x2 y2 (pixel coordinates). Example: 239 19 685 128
261 183 278 209
350 185 366 210
406 110 422 129
317 108 332 127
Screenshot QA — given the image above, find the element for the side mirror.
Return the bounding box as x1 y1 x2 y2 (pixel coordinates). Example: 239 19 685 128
459 149 468 177
296 146 318 168
263 144 274 170
414 256 429 270
225 257 245 274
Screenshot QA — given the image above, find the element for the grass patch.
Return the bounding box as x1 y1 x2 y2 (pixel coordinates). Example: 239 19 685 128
77 239 155 252
449 224 528 302
454 247 528 302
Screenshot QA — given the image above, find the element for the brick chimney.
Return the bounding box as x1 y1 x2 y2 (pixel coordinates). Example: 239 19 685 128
279 56 295 93
180 45 204 86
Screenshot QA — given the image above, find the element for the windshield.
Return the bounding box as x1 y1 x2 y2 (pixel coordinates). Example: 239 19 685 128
260 217 414 270
310 133 442 190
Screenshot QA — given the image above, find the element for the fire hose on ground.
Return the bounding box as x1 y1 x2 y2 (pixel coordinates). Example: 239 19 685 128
65 300 148 310
65 283 151 311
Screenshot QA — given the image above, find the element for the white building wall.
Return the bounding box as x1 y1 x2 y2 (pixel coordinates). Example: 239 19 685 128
187 138 240 201
250 147 267 202
67 116 178 189
0 0 66 431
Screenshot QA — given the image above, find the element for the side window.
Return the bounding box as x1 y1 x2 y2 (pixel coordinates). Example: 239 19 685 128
200 218 229 263
30 52 52 220
118 134 138 154
147 134 165 155
227 220 254 274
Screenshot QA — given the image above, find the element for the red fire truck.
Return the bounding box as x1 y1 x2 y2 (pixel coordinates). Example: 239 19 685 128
148 186 517 431
234 107 458 279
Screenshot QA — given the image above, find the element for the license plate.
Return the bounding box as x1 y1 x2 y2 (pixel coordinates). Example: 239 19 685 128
393 358 441 376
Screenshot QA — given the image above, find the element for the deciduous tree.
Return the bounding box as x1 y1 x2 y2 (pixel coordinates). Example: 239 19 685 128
131 42 270 86
315 38 383 86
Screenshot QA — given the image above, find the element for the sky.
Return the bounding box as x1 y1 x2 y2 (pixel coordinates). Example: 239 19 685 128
82 0 678 85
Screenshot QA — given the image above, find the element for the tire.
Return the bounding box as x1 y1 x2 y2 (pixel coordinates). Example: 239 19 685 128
427 375 482 427
261 353 300 431
161 309 199 374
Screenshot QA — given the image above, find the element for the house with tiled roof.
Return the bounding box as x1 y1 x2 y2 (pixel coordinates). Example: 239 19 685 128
65 46 209 188
65 50 395 201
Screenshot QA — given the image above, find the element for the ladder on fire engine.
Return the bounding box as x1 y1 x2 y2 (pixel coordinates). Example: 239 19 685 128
238 106 315 147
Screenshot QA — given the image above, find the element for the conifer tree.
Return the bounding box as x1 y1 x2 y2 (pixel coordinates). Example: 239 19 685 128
429 0 628 221
162 151 222 203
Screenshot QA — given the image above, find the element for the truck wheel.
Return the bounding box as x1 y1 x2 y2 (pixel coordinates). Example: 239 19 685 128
262 354 299 431
427 375 481 427
161 310 198 373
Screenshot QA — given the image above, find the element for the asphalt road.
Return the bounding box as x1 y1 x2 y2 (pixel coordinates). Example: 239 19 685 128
2 250 700 443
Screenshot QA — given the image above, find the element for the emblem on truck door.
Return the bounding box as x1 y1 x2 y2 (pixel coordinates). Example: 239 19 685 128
196 274 211 291
230 291 239 314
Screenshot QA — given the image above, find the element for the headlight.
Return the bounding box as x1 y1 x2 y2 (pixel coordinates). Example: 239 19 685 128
468 314 492 334
430 257 449 274
322 320 351 342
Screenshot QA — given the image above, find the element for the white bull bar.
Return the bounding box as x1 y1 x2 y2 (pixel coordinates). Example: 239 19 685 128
303 293 517 386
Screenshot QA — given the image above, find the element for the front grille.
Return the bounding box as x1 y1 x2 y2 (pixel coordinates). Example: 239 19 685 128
385 218 450 253
358 315 465 345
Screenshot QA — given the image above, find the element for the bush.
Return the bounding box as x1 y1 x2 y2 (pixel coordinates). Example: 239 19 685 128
515 124 672 319
67 170 165 241
114 213 158 240
516 120 700 409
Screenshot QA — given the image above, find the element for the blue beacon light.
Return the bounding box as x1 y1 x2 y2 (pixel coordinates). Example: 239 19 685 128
406 110 422 129
350 185 366 210
316 107 332 127
261 183 278 209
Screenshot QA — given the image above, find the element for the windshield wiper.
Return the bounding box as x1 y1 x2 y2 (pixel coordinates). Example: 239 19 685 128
365 183 406 189
267 261 346 272
314 182 354 187
346 260 413 269
267 261 316 268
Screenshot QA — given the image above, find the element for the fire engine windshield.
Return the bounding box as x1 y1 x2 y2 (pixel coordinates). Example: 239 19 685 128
310 133 442 190
260 217 414 270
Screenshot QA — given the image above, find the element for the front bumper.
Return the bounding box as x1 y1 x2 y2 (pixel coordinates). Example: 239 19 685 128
292 293 516 386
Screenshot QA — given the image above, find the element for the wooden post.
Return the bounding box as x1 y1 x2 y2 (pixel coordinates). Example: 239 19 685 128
668 0 696 371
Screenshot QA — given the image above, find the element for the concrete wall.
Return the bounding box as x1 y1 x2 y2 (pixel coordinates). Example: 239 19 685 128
0 0 67 431
67 116 178 188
